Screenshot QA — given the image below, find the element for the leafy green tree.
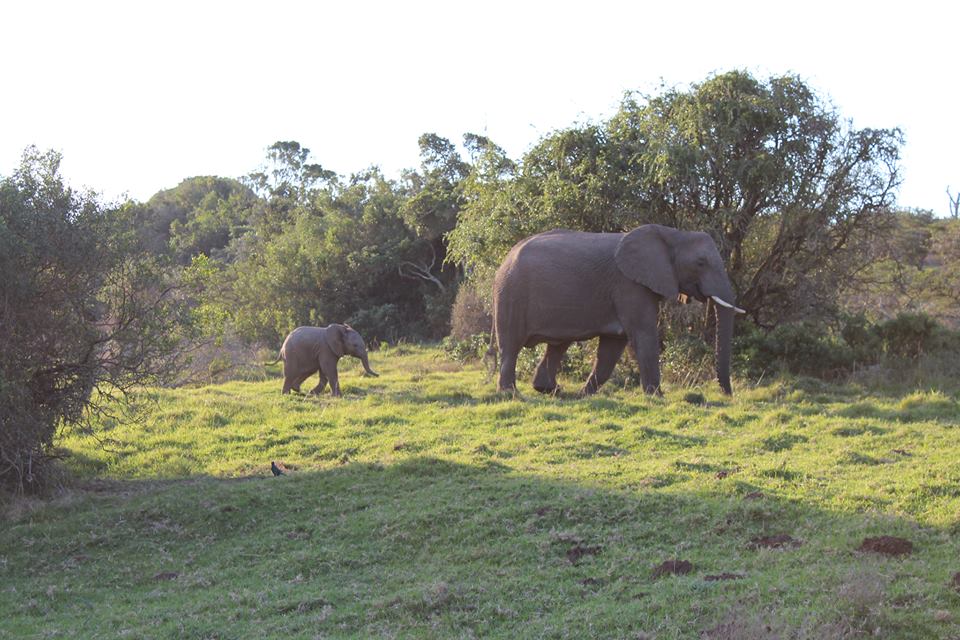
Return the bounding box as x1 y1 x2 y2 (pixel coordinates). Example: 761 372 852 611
448 71 903 327
0 148 192 490
245 141 337 235
216 155 441 345
845 211 960 328
400 133 469 241
130 176 258 263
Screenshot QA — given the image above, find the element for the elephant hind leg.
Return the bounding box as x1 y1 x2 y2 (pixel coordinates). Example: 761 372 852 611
283 372 314 395
308 373 328 395
581 335 628 395
497 341 522 392
533 342 571 394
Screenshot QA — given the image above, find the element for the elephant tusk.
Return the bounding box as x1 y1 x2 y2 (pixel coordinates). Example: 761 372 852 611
710 295 746 314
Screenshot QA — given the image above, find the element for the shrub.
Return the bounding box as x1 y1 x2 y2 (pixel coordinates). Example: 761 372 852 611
441 333 491 363
347 304 405 344
449 281 491 340
840 313 884 365
875 312 940 359
1 149 190 491
662 334 715 387
735 321 855 380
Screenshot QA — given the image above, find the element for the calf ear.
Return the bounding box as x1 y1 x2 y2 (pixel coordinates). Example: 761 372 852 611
614 225 679 300
324 324 346 358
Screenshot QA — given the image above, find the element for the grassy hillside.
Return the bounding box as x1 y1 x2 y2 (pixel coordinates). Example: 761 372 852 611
3 346 960 638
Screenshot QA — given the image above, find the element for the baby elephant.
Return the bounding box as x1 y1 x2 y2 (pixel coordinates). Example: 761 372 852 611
275 324 378 397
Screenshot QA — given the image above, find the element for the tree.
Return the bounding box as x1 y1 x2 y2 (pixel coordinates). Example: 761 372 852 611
448 71 903 327
245 141 337 235
0 148 191 491
131 176 259 263
397 134 471 296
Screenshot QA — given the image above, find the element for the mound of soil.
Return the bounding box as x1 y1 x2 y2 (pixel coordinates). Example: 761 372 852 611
748 534 801 550
857 536 913 556
704 573 744 581
153 571 179 581
652 559 693 577
566 544 602 564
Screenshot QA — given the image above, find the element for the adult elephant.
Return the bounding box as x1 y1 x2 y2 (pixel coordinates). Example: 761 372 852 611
490 224 745 395
274 324 378 397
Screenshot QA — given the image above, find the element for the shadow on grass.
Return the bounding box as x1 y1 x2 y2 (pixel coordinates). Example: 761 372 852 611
2 457 957 639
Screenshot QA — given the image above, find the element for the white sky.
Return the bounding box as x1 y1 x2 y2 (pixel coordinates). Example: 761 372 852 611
2 1 957 215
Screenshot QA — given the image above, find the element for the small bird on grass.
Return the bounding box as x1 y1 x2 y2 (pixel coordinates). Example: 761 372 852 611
271 461 286 476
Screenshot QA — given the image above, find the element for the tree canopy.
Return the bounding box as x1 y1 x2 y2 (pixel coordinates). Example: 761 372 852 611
448 71 903 326
0 148 191 490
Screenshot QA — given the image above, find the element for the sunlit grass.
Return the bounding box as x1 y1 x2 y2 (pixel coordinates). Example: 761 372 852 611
3 346 960 638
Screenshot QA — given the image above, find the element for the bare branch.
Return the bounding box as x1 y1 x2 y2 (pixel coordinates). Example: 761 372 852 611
398 244 446 291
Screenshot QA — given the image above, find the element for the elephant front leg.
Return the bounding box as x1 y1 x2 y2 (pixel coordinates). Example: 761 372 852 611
532 342 571 394
327 368 341 397
581 335 628 395
629 329 662 395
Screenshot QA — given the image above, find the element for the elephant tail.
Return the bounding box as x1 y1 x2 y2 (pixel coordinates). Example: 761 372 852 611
265 348 284 366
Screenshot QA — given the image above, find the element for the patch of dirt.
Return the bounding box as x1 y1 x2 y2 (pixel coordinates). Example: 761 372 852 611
566 544 602 564
747 534 801 550
277 597 333 615
701 618 779 639
857 536 913 556
153 571 179 581
743 491 764 500
286 529 311 541
534 506 552 517
950 572 960 591
891 448 912 456
652 559 693 577
715 470 730 479
579 577 605 587
704 573 744 581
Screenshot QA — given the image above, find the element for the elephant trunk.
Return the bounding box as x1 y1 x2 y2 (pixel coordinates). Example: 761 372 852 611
360 353 379 377
715 304 734 395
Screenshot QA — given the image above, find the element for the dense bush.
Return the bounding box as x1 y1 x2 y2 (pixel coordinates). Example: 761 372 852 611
0 149 190 491
449 282 492 340
735 312 960 381
441 333 492 366
734 322 855 380
874 313 942 359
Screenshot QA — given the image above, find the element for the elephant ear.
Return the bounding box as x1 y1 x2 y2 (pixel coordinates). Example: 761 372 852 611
325 324 346 358
614 225 679 300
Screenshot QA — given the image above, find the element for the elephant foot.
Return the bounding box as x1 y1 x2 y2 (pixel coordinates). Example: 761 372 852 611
495 386 521 400
532 384 561 395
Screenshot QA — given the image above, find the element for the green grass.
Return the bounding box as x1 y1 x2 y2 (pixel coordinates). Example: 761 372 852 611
3 346 960 638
